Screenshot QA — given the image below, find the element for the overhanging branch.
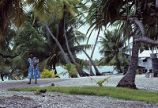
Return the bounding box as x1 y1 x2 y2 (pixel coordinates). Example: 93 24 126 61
156 0 158 9
135 36 158 45
0 52 16 58
129 17 145 36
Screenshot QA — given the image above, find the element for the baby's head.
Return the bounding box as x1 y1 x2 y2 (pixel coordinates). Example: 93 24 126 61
29 53 33 58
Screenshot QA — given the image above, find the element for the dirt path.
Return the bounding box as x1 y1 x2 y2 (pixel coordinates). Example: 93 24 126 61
1 75 158 91
0 78 68 90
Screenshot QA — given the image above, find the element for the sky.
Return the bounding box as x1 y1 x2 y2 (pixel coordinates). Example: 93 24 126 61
77 24 104 60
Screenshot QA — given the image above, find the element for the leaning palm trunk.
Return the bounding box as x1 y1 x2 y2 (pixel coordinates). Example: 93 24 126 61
76 41 101 75
62 9 76 64
64 32 76 64
64 33 89 76
89 67 95 76
61 7 88 77
117 35 140 89
62 5 76 64
45 25 71 64
84 49 102 76
89 29 101 76
91 29 101 58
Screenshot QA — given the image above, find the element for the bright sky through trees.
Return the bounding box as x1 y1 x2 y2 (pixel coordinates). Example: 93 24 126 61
77 24 103 60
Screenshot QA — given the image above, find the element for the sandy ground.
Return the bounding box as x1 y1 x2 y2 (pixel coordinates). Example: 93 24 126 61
1 74 158 91
0 74 158 108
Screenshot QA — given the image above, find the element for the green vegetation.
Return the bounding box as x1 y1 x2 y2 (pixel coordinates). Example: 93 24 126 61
64 64 78 78
1 0 158 89
89 77 111 87
99 29 129 73
96 77 111 87
0 0 92 80
10 86 158 103
41 69 59 78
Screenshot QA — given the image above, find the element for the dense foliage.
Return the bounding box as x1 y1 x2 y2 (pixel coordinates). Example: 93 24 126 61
1 0 158 89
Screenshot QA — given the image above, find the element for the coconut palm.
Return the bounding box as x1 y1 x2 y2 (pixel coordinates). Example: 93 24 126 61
25 0 82 64
13 23 46 56
0 0 26 43
0 27 22 81
88 0 158 88
45 27 92 76
31 0 93 76
99 29 129 73
0 0 80 64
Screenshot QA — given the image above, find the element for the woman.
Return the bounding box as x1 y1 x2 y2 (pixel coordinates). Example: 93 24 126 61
27 53 34 84
33 56 40 84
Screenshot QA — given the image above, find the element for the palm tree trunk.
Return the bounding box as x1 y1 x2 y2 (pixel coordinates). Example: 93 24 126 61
45 25 71 64
91 29 100 59
117 18 158 89
89 67 95 76
64 31 86 77
90 29 101 75
117 36 140 89
61 5 88 77
64 32 77 63
64 32 86 76
52 62 57 74
1 74 4 81
76 41 101 76
84 50 101 75
62 5 76 64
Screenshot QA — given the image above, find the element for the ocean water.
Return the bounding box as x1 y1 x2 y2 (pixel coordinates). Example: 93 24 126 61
56 66 118 78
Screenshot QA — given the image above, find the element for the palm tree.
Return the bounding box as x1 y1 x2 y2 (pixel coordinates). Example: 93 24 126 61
30 0 93 77
13 23 46 55
86 1 104 76
0 26 22 81
0 0 92 77
88 0 158 88
27 0 91 66
99 29 129 73
0 0 25 43
45 27 92 76
0 0 80 64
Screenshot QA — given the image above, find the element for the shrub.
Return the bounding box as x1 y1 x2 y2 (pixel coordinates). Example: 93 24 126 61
64 64 78 78
97 77 111 87
41 69 59 78
90 76 111 87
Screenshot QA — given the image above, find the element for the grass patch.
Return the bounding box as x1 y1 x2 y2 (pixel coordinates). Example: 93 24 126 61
10 86 158 103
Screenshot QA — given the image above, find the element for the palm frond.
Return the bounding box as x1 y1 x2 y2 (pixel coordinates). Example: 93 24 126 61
71 44 92 53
